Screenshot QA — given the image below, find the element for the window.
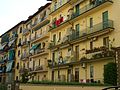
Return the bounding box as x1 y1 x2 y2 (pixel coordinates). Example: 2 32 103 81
75 68 79 82
16 76 18 81
42 42 45 48
39 59 41 66
19 38 21 43
58 32 61 41
33 61 35 70
59 0 62 6
18 50 20 56
75 24 80 31
53 34 56 44
52 53 55 62
75 24 80 37
90 18 93 28
75 45 79 61
67 48 72 56
102 11 108 28
23 63 25 68
25 38 27 42
75 4 79 15
90 65 94 78
103 11 108 22
32 30 34 33
17 63 19 69
90 0 95 5
54 2 57 10
27 62 29 68
90 41 93 50
103 37 109 48
20 27 22 33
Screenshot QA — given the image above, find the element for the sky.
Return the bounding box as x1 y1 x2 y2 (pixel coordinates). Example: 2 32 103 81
0 0 50 35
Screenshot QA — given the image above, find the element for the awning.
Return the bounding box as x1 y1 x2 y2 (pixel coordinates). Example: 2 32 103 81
8 39 15 47
6 61 14 72
0 70 2 73
8 49 15 61
0 44 7 50
30 43 40 51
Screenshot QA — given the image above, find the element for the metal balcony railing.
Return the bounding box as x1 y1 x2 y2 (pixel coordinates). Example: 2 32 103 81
51 0 70 12
69 20 114 41
35 65 43 71
22 29 30 35
9 34 18 41
50 0 113 31
71 0 113 19
21 53 29 60
21 40 30 46
35 31 48 40
32 48 45 56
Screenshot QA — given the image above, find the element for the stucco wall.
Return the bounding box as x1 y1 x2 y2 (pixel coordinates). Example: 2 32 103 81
20 84 105 90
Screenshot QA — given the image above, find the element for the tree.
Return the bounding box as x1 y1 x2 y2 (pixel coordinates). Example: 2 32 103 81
104 62 117 86
21 69 29 83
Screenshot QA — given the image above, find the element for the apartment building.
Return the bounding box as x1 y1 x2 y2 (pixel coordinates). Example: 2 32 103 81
0 21 24 83
47 0 118 83
0 0 120 84
18 3 51 81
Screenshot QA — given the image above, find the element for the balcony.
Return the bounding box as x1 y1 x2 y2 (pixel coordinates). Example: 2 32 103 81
9 34 18 41
21 53 29 60
30 48 48 58
50 0 70 16
48 37 70 49
49 0 113 32
48 52 78 68
48 41 56 49
28 65 47 73
35 65 43 71
19 68 29 74
30 35 35 42
1 34 10 44
69 20 114 43
22 29 30 35
71 0 113 21
80 46 115 63
21 40 30 47
50 0 81 16
31 31 49 44
32 17 50 31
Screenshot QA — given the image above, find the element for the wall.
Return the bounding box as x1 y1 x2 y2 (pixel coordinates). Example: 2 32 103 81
20 84 105 90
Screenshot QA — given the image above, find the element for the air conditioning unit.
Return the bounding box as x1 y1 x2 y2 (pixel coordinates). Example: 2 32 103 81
81 63 86 68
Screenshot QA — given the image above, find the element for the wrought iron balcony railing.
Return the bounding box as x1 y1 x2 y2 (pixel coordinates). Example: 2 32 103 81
21 53 29 60
22 29 30 35
69 20 114 41
31 48 46 56
49 0 113 31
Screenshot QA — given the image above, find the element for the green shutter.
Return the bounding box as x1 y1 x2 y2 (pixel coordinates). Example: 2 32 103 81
75 24 80 37
75 4 80 16
103 11 108 28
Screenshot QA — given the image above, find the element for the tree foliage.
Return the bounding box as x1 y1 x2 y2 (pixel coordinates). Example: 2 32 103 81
104 62 117 86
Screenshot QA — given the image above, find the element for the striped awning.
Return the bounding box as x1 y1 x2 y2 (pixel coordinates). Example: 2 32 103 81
8 39 15 47
30 43 40 51
6 61 14 72
0 44 7 50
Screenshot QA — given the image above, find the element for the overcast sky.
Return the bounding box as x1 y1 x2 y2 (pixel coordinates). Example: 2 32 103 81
0 0 50 35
